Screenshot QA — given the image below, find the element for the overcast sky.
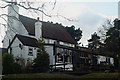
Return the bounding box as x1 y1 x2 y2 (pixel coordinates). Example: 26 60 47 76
0 0 119 47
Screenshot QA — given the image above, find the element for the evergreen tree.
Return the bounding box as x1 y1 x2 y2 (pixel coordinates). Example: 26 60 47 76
65 25 82 42
88 32 101 49
104 19 120 70
98 19 120 71
33 39 50 72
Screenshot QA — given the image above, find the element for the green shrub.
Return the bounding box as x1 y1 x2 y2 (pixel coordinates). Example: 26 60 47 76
33 52 49 72
2 53 14 74
2 53 22 74
33 39 50 73
13 63 22 74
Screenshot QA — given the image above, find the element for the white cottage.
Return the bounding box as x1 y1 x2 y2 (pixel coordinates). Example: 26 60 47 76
3 3 76 70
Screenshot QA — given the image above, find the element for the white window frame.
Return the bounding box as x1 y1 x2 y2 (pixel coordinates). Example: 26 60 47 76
28 47 33 56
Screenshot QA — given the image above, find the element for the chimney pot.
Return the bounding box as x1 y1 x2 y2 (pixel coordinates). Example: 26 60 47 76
35 17 42 40
37 17 40 21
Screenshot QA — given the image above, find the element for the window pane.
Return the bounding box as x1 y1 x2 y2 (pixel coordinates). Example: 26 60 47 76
28 48 33 56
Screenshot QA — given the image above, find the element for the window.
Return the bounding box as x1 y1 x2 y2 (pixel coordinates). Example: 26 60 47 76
56 53 63 62
44 39 55 44
37 49 40 56
80 58 85 64
64 54 70 62
64 52 72 63
28 48 33 56
56 49 72 63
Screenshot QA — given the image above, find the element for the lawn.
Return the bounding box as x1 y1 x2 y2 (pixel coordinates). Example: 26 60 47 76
80 73 118 78
2 72 119 80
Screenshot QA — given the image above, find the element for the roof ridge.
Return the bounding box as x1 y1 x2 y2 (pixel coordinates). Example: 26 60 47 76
16 34 37 40
19 15 76 44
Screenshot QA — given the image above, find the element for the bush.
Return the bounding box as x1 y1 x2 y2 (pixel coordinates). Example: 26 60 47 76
2 53 22 74
2 53 15 74
33 52 49 72
13 63 22 74
33 39 50 73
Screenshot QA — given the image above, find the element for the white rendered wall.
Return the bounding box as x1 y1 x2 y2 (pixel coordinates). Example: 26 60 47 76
3 3 29 48
110 58 114 65
35 21 42 40
27 46 37 60
8 38 29 65
7 3 19 37
44 38 55 44
3 35 10 48
8 4 19 19
45 45 55 65
9 38 24 57
8 38 37 65
44 38 75 48
17 21 28 36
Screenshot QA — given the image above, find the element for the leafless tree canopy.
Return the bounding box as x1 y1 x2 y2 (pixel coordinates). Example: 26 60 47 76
97 19 114 42
0 0 77 42
0 0 74 20
0 0 55 39
1 0 57 16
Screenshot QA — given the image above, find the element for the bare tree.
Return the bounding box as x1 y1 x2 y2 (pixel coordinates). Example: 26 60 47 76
0 0 56 47
97 19 114 42
0 0 75 38
0 0 74 21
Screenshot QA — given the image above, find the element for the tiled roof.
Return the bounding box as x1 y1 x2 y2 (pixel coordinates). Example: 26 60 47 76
8 34 38 48
19 15 76 44
16 34 38 47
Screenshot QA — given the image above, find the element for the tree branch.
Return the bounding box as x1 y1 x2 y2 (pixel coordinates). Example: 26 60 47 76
0 4 9 8
17 3 52 17
1 0 77 22
52 0 56 10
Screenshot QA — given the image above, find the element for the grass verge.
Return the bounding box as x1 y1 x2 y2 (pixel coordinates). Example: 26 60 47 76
2 73 119 80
